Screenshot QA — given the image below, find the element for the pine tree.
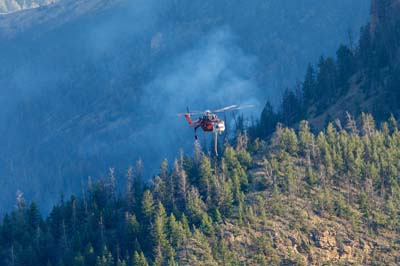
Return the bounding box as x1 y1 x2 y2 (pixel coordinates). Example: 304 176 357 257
200 213 214 236
133 251 148 266
141 190 154 228
134 159 144 205
109 168 116 200
259 101 279 138
199 155 213 204
282 128 299 155
152 202 173 266
180 229 218 266
316 56 337 106
361 113 376 137
168 214 184 249
214 160 233 217
126 214 140 244
281 89 302 125
186 187 206 224
303 64 316 103
298 120 314 156
175 159 188 211
336 44 354 90
72 253 85 266
126 166 134 208
117 259 127 266
388 114 398 134
152 175 166 204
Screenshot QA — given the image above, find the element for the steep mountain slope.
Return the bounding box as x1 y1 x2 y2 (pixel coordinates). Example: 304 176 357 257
0 0 369 212
0 0 124 37
304 0 400 128
0 117 399 265
253 0 400 141
0 0 58 14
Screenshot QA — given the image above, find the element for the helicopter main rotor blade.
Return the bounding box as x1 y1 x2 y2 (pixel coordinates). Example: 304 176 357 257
177 111 204 116
212 105 239 113
178 104 255 116
212 104 255 113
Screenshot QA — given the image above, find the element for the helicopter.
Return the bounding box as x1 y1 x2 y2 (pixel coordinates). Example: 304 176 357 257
177 104 254 155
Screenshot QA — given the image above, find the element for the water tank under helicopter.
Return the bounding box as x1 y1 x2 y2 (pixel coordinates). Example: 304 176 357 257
214 120 225 134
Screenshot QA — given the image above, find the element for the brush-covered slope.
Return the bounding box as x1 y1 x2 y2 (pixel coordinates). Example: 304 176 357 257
0 115 399 266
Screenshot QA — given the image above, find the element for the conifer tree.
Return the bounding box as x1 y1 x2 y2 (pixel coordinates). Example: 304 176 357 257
186 187 206 224
199 155 213 204
259 101 278 138
141 190 154 230
303 64 316 103
152 202 171 266
298 120 314 156
133 251 148 266
175 160 188 211
336 44 354 90
126 166 134 208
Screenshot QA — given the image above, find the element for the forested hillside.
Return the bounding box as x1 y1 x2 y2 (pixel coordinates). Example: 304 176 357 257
253 0 400 139
1 114 399 266
0 3 400 266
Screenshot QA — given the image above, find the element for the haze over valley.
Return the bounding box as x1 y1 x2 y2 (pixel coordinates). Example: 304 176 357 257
0 0 369 211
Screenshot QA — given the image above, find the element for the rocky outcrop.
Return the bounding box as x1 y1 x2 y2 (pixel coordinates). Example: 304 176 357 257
370 0 400 34
370 0 400 41
370 0 400 71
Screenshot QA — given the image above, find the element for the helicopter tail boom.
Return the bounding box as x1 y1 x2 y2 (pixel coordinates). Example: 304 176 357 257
184 113 193 125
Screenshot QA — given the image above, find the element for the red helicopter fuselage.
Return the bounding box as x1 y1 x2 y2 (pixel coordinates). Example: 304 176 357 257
184 113 223 132
201 120 214 132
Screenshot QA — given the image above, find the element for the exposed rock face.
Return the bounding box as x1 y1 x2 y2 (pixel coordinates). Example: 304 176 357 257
370 0 400 66
0 0 58 14
314 230 337 249
370 0 400 33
